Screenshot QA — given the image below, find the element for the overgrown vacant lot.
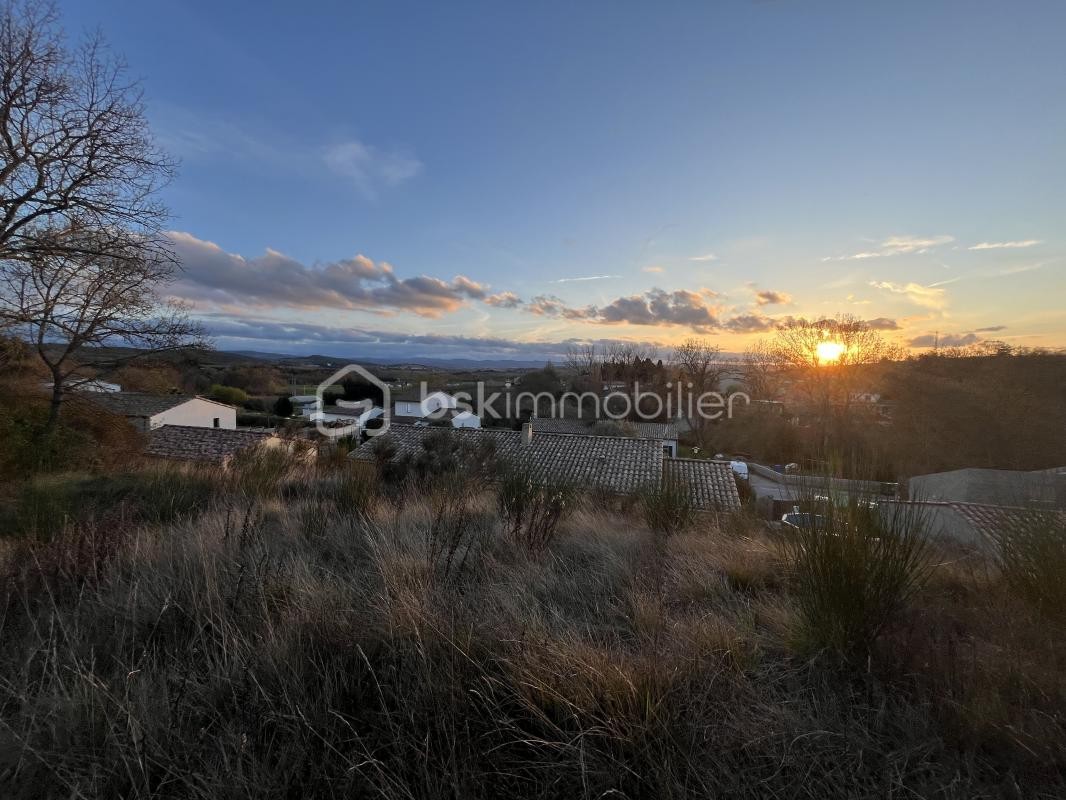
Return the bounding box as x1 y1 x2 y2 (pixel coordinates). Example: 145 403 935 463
1 459 1064 799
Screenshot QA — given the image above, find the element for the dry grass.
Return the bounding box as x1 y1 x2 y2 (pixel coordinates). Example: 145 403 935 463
0 463 1063 798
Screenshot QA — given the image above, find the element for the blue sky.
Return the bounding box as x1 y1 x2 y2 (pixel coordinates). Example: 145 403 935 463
60 0 1065 360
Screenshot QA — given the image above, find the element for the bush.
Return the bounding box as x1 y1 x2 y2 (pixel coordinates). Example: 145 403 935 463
0 392 144 479
497 464 575 554
640 477 695 538
3 468 218 540
989 509 1066 615
210 384 250 406
590 420 626 437
273 396 295 417
783 493 932 659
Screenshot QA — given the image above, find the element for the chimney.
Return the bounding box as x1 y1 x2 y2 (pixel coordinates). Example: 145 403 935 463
522 422 533 445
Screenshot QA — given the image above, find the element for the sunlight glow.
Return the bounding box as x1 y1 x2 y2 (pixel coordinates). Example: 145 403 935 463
816 341 846 364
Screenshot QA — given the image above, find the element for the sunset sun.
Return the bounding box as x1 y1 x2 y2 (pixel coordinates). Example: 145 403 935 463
816 340 846 364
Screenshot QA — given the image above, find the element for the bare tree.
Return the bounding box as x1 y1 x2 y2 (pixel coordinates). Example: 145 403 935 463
759 315 901 454
0 232 205 429
0 1 201 431
0 1 174 264
741 339 783 399
563 343 601 382
672 337 725 429
673 337 724 394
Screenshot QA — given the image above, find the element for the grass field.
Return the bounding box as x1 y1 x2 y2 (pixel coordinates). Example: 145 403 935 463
0 458 1063 798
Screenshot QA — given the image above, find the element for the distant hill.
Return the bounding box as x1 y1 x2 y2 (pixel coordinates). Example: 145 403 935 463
230 350 550 371
43 344 549 372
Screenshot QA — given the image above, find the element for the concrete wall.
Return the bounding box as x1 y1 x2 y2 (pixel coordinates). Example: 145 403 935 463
909 468 1066 508
148 398 237 430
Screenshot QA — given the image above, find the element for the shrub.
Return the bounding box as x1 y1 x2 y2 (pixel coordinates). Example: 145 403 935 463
590 420 626 437
640 477 695 538
783 493 932 659
497 464 575 554
989 509 1066 615
0 392 144 479
4 468 218 540
273 395 295 417
210 383 250 406
425 474 484 583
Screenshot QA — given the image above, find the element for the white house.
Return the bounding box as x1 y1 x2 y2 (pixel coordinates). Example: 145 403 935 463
307 405 384 428
451 410 481 429
393 390 460 419
91 393 238 432
291 395 320 416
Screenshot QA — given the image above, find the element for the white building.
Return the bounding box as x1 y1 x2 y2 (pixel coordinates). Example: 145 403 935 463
91 393 238 432
291 395 319 416
393 390 460 419
451 410 481 429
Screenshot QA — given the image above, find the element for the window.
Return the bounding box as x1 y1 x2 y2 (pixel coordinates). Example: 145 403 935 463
213 417 220 428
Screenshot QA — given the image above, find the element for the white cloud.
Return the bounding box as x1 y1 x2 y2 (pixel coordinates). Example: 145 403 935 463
994 261 1050 276
869 280 948 310
689 253 718 262
548 274 619 283
826 234 954 261
167 231 486 317
642 265 664 273
969 240 1042 250
323 140 422 199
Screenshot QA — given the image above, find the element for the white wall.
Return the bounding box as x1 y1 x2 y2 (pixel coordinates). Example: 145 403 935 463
394 400 423 417
148 398 237 430
395 393 459 419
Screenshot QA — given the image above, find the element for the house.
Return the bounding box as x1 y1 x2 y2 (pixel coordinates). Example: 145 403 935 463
451 410 481 429
530 417 679 457
90 392 237 432
353 423 663 495
879 500 1066 550
307 405 383 427
291 395 319 415
746 462 898 520
393 390 460 419
664 458 741 512
353 423 740 511
144 425 279 466
908 467 1066 509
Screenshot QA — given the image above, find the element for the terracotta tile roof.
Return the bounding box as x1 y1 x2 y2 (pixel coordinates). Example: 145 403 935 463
665 458 742 512
530 418 595 435
531 418 679 440
627 421 679 440
353 424 662 494
90 392 197 417
145 425 275 463
947 502 1066 540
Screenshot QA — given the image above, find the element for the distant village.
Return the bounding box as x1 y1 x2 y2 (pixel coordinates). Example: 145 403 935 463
49 347 1066 551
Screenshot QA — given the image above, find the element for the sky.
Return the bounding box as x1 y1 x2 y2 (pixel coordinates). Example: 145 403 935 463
60 0 1066 361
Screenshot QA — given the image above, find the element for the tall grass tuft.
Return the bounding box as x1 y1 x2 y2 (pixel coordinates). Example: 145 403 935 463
497 464 575 555
989 508 1066 615
783 491 932 659
4 466 218 539
639 476 695 538
424 474 485 583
